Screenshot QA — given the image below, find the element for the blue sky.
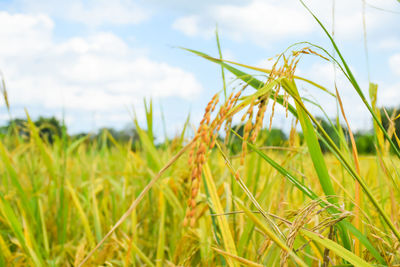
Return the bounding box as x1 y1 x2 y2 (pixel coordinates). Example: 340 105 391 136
0 0 399 139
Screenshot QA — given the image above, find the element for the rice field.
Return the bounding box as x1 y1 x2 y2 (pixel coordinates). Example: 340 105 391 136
1 3 400 267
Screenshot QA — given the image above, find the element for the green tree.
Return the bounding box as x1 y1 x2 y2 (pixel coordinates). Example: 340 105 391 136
354 132 376 154
3 118 30 140
96 126 140 150
259 128 287 146
315 116 346 153
34 116 63 144
227 124 287 154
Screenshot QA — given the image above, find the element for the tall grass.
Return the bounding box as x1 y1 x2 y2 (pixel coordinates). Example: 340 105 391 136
0 103 399 265
1 3 400 266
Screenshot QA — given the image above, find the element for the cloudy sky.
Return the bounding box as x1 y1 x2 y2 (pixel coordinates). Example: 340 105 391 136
0 0 399 138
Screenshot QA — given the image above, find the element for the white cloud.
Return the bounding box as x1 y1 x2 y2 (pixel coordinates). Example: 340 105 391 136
17 0 151 27
378 37 400 50
172 0 398 45
389 53 400 76
172 0 315 45
296 61 373 130
378 82 400 107
221 49 236 61
0 12 203 123
0 12 53 56
256 58 276 70
172 15 213 38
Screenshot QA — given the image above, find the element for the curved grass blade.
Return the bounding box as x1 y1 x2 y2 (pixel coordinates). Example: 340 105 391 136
215 27 227 100
182 48 335 97
282 79 400 243
301 230 371 267
212 247 264 267
203 163 238 267
182 48 298 118
215 141 285 241
156 190 166 267
25 111 56 179
298 0 400 160
235 200 307 267
280 79 352 252
66 180 96 247
0 193 43 266
232 130 386 264
198 28 400 244
78 140 194 266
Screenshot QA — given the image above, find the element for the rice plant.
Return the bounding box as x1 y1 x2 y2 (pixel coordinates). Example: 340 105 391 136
0 2 399 267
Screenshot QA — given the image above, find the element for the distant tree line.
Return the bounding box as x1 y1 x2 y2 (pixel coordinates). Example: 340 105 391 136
0 117 64 144
0 107 399 154
0 116 140 149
